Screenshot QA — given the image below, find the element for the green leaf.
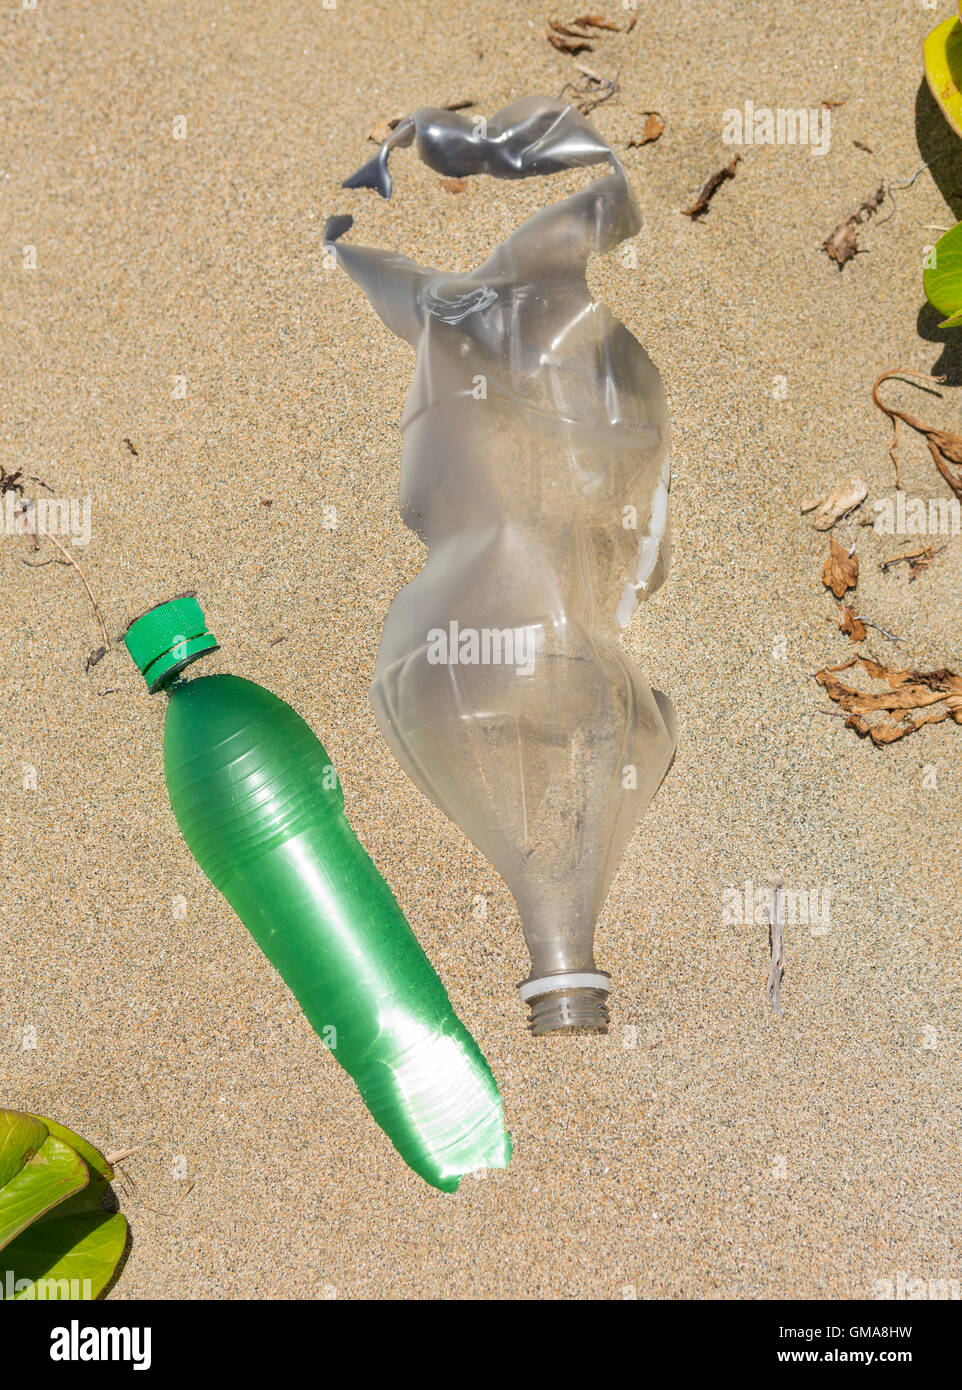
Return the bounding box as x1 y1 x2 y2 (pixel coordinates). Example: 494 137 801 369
924 221 962 325
0 1109 130 1297
924 15 962 139
0 1133 88 1252
0 1110 49 1190
5 1209 128 1300
30 1115 115 1214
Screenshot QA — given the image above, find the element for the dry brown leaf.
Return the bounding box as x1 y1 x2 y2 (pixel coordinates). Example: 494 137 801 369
821 97 848 110
837 607 867 643
822 186 885 269
681 155 741 218
822 220 860 267
549 18 586 36
872 370 962 495
573 13 621 30
367 113 404 144
628 112 665 147
924 426 962 465
822 536 859 599
926 436 962 500
814 656 962 745
0 465 24 497
809 475 868 530
547 30 594 54
439 177 468 194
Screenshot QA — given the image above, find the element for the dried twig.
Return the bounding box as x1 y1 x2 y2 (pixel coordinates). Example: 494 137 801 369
573 13 621 31
880 157 947 226
880 542 946 578
872 370 962 497
889 160 940 193
766 880 785 1016
822 186 885 267
105 1144 147 1166
854 617 903 642
10 479 111 663
873 369 941 488
681 155 741 219
558 69 619 114
32 527 110 655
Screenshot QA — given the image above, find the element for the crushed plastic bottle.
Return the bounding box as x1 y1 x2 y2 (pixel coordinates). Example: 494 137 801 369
327 97 677 1034
124 595 511 1190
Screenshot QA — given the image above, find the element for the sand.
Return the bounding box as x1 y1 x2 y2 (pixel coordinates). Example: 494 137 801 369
1 0 959 1299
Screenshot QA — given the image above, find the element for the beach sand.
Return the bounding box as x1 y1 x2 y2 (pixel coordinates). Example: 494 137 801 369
1 0 959 1298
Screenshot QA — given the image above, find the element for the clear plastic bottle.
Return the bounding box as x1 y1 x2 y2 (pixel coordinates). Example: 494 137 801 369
328 97 677 1033
124 595 511 1190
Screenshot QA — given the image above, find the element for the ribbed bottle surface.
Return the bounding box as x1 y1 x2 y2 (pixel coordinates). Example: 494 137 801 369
164 676 341 891
162 674 511 1191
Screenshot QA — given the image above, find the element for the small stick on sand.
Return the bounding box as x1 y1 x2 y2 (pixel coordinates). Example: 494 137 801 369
26 523 110 655
682 154 741 219
105 1144 147 1166
880 542 946 575
871 369 945 490
854 617 903 642
766 879 785 1016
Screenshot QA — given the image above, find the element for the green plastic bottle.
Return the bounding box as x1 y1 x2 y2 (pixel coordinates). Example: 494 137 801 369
125 595 511 1192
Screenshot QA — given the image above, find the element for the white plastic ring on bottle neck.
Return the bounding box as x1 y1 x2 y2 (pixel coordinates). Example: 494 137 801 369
518 971 611 1003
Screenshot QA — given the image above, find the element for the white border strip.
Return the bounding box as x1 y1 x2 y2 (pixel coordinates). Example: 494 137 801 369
518 971 611 1002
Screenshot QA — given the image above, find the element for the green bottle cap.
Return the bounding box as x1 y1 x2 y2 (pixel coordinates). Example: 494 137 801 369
124 593 219 692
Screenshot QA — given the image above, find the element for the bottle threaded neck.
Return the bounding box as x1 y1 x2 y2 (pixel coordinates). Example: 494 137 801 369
526 987 610 1035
